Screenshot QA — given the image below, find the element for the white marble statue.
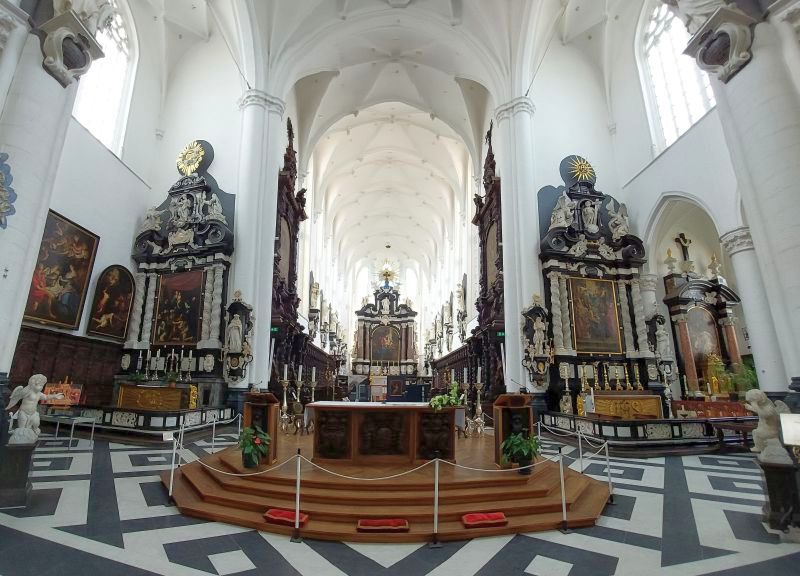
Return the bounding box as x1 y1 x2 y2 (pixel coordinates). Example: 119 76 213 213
549 192 576 230
582 200 600 233
225 314 243 354
320 298 329 328
5 374 64 444
744 389 790 456
606 199 630 241
309 282 320 309
655 322 674 361
667 0 729 35
568 234 588 257
583 392 595 415
205 193 226 223
202 354 215 372
139 207 163 234
664 383 675 418
532 316 547 357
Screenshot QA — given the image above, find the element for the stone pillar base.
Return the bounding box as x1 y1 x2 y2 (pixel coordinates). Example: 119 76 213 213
0 442 37 509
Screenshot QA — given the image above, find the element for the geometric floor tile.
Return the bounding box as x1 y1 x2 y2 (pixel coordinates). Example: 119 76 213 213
525 555 573 576
208 550 256 575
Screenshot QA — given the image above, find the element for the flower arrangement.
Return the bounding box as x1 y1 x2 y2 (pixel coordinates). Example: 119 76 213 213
238 425 271 468
429 381 463 411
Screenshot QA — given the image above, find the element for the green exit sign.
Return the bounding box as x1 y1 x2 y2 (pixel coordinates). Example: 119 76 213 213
497 331 505 337
270 327 279 333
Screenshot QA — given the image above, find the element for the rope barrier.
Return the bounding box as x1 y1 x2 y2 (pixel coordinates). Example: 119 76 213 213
193 455 298 477
580 433 608 449
439 454 560 473
299 455 435 481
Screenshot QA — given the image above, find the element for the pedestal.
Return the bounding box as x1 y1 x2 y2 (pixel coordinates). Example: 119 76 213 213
0 442 36 508
493 394 534 466
758 459 800 531
243 393 279 464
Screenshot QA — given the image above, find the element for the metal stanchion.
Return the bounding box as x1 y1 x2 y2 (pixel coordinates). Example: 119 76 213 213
168 436 178 498
558 447 569 532
604 442 614 504
291 449 303 542
211 419 216 453
237 413 242 437
577 429 583 473
537 419 541 439
429 456 442 548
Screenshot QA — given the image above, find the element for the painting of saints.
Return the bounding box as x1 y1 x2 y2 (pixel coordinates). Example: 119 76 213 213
153 270 204 345
87 265 135 340
23 211 99 329
370 326 401 363
569 278 623 354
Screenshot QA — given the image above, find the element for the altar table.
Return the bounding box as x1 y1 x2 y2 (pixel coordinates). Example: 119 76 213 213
306 401 457 464
593 393 663 419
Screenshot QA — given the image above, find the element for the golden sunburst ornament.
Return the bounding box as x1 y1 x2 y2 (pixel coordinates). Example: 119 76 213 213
569 156 595 182
176 141 205 176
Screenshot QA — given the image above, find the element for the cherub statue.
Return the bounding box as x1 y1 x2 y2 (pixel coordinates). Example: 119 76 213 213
549 191 577 230
744 389 790 455
605 198 630 241
5 374 64 444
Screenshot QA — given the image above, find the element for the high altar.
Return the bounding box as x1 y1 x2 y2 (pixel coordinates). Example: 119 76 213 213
351 278 418 399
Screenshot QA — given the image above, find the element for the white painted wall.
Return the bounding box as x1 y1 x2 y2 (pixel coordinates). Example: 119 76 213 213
44 119 151 338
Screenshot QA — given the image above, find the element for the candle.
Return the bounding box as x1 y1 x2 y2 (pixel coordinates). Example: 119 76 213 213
463 367 467 384
180 348 184 360
189 349 193 360
591 387 595 401
477 367 482 383
146 349 151 360
707 382 711 395
298 365 303 381
451 369 455 382
156 348 160 359
283 364 288 381
312 367 316 382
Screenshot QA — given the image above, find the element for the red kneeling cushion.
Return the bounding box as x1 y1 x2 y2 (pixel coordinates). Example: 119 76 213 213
462 512 508 528
264 508 308 526
357 518 410 532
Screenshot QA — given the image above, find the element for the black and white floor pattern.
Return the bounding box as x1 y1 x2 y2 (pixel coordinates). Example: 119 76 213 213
0 432 798 576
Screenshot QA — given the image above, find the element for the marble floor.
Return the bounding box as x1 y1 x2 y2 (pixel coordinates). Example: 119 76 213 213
0 429 798 576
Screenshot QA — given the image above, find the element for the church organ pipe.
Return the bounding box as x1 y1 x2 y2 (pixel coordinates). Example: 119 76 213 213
618 279 635 353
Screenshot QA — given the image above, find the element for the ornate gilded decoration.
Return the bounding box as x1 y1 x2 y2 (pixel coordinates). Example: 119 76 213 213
117 384 183 411
176 141 205 176
569 156 595 183
594 396 663 419
189 385 198 409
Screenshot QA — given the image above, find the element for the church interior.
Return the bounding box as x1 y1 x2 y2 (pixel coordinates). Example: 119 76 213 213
1 1 800 574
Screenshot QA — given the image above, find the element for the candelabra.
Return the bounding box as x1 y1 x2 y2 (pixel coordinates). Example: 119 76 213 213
580 365 589 393
466 381 486 437
624 365 632 391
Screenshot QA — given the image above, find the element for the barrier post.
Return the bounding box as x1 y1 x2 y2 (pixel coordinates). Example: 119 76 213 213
211 419 216 453
429 456 442 548
168 436 178 498
558 447 569 532
577 429 584 473
537 419 541 439
291 449 303 542
237 413 242 437
604 442 614 504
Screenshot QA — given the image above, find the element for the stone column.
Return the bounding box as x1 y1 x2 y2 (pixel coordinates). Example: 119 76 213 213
720 317 743 366
639 273 659 321
548 272 565 353
231 89 285 387
630 279 652 356
617 280 635 354
208 263 224 348
124 272 147 348
494 96 540 392
673 6 800 382
139 273 158 348
558 276 573 352
198 267 215 344
674 316 699 394
720 226 788 395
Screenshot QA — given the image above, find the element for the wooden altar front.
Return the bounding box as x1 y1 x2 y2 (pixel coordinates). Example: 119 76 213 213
306 402 456 464
116 383 186 411
592 392 663 420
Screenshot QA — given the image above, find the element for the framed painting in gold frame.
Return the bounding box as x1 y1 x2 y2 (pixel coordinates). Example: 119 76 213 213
87 265 135 340
152 270 204 345
23 210 99 330
569 277 623 354
370 325 401 363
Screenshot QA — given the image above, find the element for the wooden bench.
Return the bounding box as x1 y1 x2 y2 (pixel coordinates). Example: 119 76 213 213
711 422 757 452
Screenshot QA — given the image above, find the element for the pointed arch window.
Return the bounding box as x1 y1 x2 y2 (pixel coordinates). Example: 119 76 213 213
72 0 137 154
638 2 715 152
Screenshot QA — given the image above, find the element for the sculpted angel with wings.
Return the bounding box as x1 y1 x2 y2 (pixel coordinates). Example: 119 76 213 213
5 374 63 443
605 198 630 241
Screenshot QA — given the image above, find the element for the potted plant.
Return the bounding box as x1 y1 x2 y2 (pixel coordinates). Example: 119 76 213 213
162 371 179 388
238 426 270 468
501 432 541 475
429 381 463 411
729 363 757 401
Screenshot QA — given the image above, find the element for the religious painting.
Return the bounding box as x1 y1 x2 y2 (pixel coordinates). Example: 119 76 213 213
42 380 82 406
370 325 401 363
686 306 721 376
569 277 622 354
23 210 99 330
153 270 204 345
87 265 135 340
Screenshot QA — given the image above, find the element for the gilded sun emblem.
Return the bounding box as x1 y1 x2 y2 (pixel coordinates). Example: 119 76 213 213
569 156 595 182
176 141 205 176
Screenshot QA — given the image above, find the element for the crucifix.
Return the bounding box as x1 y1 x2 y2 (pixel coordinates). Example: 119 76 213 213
675 233 693 262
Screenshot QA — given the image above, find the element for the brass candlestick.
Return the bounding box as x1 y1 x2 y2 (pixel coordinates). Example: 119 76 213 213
309 380 317 402
634 364 643 390
624 366 632 391
580 365 589 393
603 363 611 391
615 366 623 391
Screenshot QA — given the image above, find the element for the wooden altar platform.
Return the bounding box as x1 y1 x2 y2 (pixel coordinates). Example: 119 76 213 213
162 433 610 542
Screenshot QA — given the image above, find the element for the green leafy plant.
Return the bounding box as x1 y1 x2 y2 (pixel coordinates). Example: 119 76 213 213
238 426 271 467
162 371 179 383
429 382 463 411
729 363 758 393
500 433 541 465
705 354 758 395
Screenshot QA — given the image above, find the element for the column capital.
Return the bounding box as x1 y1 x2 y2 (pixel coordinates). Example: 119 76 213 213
238 89 285 115
720 226 754 256
495 96 535 123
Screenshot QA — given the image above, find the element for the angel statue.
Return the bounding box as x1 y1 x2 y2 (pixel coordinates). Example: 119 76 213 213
744 389 790 457
605 198 630 241
5 374 64 444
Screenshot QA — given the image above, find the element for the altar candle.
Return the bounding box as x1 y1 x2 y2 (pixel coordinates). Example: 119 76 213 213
146 349 151 360
188 349 193 361
312 367 316 382
283 364 288 381
707 382 711 395
298 365 303 382
451 369 455 383
477 367 482 383
591 387 595 402
156 348 160 359
463 367 467 384
180 348 184 360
